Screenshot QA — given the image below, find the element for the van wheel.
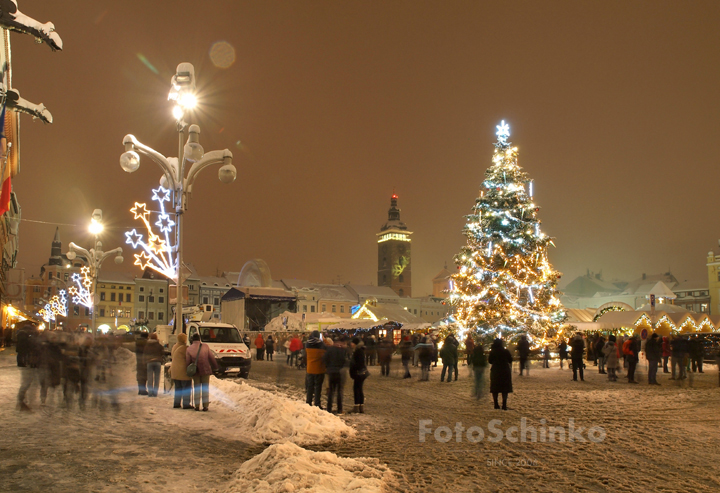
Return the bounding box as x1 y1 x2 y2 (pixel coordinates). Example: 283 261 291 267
239 372 249 379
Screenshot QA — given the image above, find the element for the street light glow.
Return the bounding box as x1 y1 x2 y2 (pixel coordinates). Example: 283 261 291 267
178 93 197 109
89 218 103 235
172 105 184 121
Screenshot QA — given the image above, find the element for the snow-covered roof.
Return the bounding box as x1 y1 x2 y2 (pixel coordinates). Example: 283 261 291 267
316 284 356 302
563 274 623 298
624 273 678 294
636 303 687 313
346 285 399 301
198 276 233 288
433 268 452 281
353 302 425 324
564 308 596 323
673 281 708 293
280 279 318 291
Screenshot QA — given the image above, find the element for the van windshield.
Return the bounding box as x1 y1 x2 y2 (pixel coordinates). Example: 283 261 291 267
199 327 242 343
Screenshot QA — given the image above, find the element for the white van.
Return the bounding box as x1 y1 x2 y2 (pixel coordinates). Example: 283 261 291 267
187 322 252 378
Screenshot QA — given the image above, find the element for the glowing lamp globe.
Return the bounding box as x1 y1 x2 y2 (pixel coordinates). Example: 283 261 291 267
120 151 140 173
218 164 237 184
114 255 124 265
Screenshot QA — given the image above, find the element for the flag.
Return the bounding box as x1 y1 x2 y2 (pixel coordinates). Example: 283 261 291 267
0 103 11 216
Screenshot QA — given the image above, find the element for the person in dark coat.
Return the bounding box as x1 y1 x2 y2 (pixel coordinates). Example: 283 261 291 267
670 335 687 380
440 335 459 382
594 336 607 374
135 332 149 395
144 333 164 397
349 337 368 413
399 335 413 378
377 337 394 376
542 345 551 368
265 335 275 361
558 338 568 369
488 338 513 410
470 342 488 399
661 336 672 373
322 337 346 414
570 333 585 381
415 337 433 381
689 336 704 373
16 324 41 411
645 333 662 385
516 335 531 376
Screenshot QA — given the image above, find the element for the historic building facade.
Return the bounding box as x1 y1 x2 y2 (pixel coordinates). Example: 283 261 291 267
377 193 412 297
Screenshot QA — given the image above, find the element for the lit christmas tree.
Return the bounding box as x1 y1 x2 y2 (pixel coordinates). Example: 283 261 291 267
449 121 565 343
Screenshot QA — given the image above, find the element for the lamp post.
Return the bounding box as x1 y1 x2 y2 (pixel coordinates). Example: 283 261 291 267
66 209 124 335
119 62 236 335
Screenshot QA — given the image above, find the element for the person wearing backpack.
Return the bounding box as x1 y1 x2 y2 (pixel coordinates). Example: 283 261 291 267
186 333 218 411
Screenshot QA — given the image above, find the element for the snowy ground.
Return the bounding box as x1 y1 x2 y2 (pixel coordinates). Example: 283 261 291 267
2 346 720 492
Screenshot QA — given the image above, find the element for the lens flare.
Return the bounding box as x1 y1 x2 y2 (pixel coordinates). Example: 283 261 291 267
209 41 236 69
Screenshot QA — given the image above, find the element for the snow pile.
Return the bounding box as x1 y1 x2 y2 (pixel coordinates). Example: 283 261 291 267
112 347 136 378
211 377 355 445
224 442 395 493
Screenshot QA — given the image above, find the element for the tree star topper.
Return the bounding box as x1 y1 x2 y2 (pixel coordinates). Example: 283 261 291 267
496 120 510 144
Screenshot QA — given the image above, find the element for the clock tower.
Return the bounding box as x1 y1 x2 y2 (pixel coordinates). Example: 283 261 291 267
377 193 412 297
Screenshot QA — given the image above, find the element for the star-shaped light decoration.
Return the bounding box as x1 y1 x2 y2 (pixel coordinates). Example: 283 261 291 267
152 187 171 203
126 185 177 280
69 270 93 308
496 120 510 144
155 213 175 234
131 203 151 220
125 229 143 248
134 251 153 270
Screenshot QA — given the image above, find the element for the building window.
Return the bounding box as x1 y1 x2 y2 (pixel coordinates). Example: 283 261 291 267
149 296 155 303
311 306 316 313
64 273 69 281
109 308 116 317
100 292 106 301
331 305 336 312
322 304 326 312
148 312 155 320
139 295 145 302
138 311 145 319
190 285 195 291
160 288 164 293
340 305 345 313
303 305 307 313
73 306 79 316
414 309 417 314
140 287 144 292
110 292 116 302
399 274 404 283
214 297 219 306
33 286 39 293
159 312 164 321
99 308 105 317
126 294 132 302
85 307 90 316
399 289 404 296
48 272 53 279
159 297 164 303
203 297 209 304
700 304 708 312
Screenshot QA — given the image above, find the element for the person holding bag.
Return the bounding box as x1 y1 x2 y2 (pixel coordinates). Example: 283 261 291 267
349 337 368 414
186 333 218 411
170 333 193 409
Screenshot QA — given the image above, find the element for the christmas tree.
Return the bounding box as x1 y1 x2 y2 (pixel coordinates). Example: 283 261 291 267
449 121 565 343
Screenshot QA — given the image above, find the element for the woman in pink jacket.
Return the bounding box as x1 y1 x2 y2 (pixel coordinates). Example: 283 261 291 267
186 333 219 411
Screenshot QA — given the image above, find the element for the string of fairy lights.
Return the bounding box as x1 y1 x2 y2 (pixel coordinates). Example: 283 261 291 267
449 120 565 342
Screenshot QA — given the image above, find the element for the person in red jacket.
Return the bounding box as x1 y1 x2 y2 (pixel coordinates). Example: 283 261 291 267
623 336 639 384
661 336 672 373
288 334 303 367
254 334 265 361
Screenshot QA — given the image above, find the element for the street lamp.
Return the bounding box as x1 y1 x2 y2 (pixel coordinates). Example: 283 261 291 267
119 62 236 335
66 209 124 335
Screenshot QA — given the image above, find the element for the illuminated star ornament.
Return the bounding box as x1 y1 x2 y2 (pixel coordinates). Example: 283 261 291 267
38 290 68 323
125 185 178 280
496 120 510 144
68 268 93 309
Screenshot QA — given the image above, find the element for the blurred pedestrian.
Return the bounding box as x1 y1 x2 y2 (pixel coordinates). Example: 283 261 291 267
689 336 704 373
415 336 433 381
399 335 413 378
186 333 218 411
322 337 346 414
470 342 488 400
488 338 513 410
517 335 530 376
288 334 302 367
464 334 475 366
594 335 606 374
603 335 619 382
171 333 193 409
661 336 671 373
542 345 550 368
349 336 368 413
623 335 639 384
558 338 568 370
135 332 149 395
377 336 394 377
16 323 40 411
144 333 164 397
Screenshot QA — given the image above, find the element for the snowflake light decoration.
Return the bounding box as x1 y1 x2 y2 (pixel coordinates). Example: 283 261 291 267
38 290 67 323
125 186 177 280
68 267 93 308
496 120 510 144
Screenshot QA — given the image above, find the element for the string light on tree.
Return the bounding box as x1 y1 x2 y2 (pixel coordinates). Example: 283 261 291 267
449 120 565 342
